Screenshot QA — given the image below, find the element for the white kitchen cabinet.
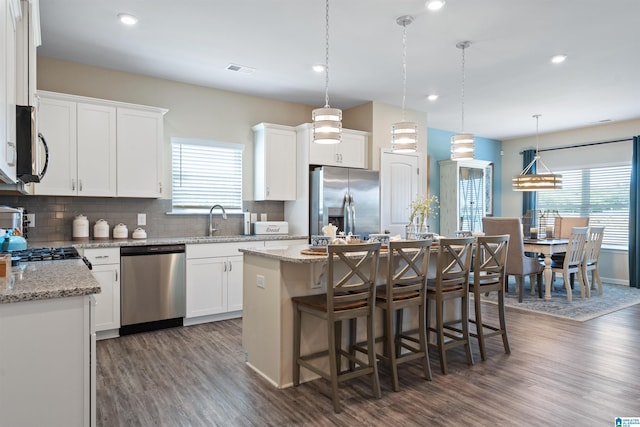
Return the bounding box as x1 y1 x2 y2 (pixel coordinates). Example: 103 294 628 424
185 241 260 323
117 107 164 198
0 0 21 184
82 248 120 338
0 295 95 427
252 122 296 201
303 123 368 169
439 159 491 237
36 96 117 196
35 91 166 197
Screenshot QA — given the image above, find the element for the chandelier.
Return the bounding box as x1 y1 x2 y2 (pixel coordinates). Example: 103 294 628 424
391 15 417 153
450 41 474 161
512 114 563 191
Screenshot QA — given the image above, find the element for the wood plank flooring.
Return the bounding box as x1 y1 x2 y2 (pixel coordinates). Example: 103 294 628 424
96 302 640 426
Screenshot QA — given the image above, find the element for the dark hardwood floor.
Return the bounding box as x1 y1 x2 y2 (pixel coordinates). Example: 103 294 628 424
96 302 640 426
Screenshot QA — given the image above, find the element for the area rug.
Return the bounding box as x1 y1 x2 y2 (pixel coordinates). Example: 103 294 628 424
477 280 640 322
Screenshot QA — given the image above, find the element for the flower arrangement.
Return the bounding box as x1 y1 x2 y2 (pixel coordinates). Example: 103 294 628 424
409 194 440 224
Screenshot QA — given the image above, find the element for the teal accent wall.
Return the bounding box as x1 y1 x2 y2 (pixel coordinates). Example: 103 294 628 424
427 128 503 231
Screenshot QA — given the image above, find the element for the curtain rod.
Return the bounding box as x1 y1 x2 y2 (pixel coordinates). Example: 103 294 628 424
519 137 632 155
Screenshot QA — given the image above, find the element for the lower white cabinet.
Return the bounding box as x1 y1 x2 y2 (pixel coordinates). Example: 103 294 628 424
186 242 260 320
0 295 95 427
82 248 120 336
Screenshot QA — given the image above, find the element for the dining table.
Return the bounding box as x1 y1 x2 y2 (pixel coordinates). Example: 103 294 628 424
522 238 569 301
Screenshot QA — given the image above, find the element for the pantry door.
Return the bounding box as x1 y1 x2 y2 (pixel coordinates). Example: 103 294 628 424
380 150 422 237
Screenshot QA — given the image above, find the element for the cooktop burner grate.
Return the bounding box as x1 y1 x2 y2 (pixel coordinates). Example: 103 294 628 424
5 247 81 262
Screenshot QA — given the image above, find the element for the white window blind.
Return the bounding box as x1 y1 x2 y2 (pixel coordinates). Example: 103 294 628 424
171 138 244 211
537 165 631 247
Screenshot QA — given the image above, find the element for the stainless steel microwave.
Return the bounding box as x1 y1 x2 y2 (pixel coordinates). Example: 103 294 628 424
16 105 48 183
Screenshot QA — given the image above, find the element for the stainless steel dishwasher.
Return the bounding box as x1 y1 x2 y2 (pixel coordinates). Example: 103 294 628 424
120 244 186 335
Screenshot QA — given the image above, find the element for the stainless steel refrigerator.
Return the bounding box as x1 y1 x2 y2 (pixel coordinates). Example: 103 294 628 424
310 166 380 239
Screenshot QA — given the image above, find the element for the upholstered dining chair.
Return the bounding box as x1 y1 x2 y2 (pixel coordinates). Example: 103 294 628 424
469 234 510 361
482 217 544 302
372 239 432 391
581 226 605 296
292 242 381 413
549 227 589 301
426 237 475 375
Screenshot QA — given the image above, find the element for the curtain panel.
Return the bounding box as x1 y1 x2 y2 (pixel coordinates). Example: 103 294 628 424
521 149 537 215
629 136 640 288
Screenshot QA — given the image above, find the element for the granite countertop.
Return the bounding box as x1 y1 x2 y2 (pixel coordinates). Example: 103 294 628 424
239 244 391 264
0 259 101 304
28 234 309 249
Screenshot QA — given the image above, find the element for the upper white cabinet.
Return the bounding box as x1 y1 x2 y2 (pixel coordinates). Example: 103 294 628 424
117 108 164 197
0 0 21 184
252 123 296 201
36 96 116 196
439 159 491 237
299 123 368 169
35 91 167 197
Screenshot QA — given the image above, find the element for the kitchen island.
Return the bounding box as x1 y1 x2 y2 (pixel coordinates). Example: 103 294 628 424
0 259 100 427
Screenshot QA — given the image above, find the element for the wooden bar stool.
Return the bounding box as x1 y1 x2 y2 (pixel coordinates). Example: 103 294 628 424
426 237 474 374
469 235 510 361
292 242 381 413
374 239 432 391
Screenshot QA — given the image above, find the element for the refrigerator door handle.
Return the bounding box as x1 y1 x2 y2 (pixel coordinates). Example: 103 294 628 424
349 194 356 234
343 193 350 233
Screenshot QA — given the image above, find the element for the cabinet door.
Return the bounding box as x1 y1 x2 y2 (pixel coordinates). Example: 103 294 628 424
186 257 227 317
116 108 163 197
91 264 120 332
264 127 296 200
0 0 19 183
309 139 338 166
227 256 243 312
36 97 77 195
337 131 367 169
77 103 116 196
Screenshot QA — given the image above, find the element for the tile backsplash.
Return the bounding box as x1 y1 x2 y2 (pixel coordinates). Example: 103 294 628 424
0 196 284 242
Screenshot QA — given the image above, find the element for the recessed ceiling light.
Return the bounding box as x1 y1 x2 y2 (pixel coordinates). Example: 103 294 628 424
427 94 439 101
551 54 567 64
118 13 138 26
312 64 325 73
426 0 445 11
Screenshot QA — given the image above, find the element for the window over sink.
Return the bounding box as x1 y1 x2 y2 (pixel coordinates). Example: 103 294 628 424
171 138 244 213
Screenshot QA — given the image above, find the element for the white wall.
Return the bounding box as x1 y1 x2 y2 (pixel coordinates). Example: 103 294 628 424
501 118 639 285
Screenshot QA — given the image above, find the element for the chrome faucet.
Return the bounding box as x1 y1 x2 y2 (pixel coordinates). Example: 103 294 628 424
209 204 227 236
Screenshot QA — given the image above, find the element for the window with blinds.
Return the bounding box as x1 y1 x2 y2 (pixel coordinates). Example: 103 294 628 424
537 164 631 247
171 138 244 211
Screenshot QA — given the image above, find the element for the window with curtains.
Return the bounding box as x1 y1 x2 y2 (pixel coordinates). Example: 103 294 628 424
537 164 631 248
171 138 244 212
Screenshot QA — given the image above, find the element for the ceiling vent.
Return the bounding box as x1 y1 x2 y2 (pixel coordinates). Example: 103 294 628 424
225 63 256 75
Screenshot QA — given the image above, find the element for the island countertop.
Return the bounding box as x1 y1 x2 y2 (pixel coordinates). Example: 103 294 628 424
0 259 100 304
239 244 330 263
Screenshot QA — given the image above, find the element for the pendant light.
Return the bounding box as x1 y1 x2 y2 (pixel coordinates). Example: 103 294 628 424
312 0 342 144
391 15 418 153
450 41 474 161
512 114 563 191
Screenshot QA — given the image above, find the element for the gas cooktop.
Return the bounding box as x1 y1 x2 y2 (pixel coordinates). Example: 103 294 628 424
5 247 81 262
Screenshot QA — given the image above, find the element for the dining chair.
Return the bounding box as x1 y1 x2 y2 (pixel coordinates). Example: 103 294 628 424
482 217 543 302
292 242 381 413
425 237 474 375
581 226 605 296
551 217 589 288
549 227 588 301
469 234 510 361
372 239 432 391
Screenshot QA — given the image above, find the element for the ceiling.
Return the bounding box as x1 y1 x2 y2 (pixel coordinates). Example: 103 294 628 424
37 0 640 141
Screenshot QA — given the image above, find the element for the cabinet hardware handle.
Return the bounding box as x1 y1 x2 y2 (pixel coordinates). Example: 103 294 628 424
79 179 83 191
96 255 108 259
72 179 76 191
224 262 227 272
159 182 162 193
115 270 118 281
229 262 232 272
